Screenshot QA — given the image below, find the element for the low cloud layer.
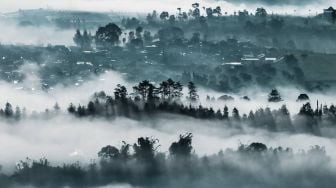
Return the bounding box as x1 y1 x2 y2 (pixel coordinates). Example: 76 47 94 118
1 114 336 174
0 60 335 176
0 20 74 46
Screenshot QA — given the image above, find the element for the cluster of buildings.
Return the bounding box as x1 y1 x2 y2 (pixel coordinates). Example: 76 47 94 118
223 54 283 67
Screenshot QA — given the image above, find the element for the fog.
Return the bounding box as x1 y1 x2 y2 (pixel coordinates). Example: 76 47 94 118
0 62 132 112
1 110 336 173
0 68 336 176
1 1 336 187
1 63 335 114
0 20 74 46
197 86 336 115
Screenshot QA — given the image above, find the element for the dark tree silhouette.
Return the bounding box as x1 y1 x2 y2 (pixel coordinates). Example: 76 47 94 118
133 80 157 101
268 89 282 102
160 11 169 21
114 84 128 101
297 93 310 101
95 23 122 47
98 145 120 159
73 29 83 48
255 8 267 17
133 137 158 162
232 107 240 120
187 81 199 102
169 133 193 158
4 102 13 117
158 26 184 43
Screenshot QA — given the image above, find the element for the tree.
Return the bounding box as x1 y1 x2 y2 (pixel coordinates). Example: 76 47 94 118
82 30 93 50
158 26 184 43
256 8 267 17
114 84 128 101
246 143 267 153
187 82 199 102
276 105 293 131
98 145 120 159
14 106 21 120
147 10 158 24
297 93 310 102
68 103 76 114
299 103 314 117
143 31 152 43
298 102 318 133
122 17 140 28
4 102 13 117
169 15 176 24
54 103 60 112
232 108 240 120
133 80 156 101
159 80 169 100
173 81 183 100
223 106 229 119
160 11 169 21
135 26 143 39
95 23 122 47
88 101 95 115
268 89 282 102
213 6 222 16
206 8 213 18
182 12 188 20
128 31 135 42
73 29 83 48
169 133 193 158
191 3 200 18
133 137 157 161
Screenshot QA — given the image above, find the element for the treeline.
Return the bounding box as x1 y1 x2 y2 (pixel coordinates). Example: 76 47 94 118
1 79 336 136
65 79 336 136
0 102 60 121
1 134 333 188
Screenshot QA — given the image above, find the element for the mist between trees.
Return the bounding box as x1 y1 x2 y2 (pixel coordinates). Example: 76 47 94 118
0 133 334 188
1 79 336 137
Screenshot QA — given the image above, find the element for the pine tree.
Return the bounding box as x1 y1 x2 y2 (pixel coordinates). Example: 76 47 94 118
4 102 13 117
187 82 198 102
232 107 240 120
73 29 83 48
268 89 282 102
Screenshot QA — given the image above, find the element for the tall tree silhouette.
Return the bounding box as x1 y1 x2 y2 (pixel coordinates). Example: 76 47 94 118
187 82 199 102
95 23 122 47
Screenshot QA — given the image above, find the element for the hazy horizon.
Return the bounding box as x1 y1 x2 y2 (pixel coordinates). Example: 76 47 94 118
0 0 335 16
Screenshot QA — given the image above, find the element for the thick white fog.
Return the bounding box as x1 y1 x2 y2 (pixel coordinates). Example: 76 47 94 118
0 64 130 112
1 112 336 173
1 63 335 114
0 21 74 46
1 1 336 187
0 68 336 174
